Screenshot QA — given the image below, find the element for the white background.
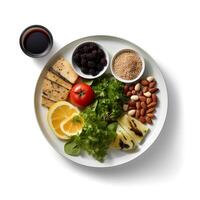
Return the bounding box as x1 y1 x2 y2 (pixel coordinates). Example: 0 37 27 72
0 0 198 199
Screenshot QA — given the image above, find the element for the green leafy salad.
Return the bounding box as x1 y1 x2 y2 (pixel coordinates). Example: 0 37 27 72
64 74 125 161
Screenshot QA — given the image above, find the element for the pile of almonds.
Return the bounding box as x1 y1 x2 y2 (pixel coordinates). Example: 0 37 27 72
123 76 159 124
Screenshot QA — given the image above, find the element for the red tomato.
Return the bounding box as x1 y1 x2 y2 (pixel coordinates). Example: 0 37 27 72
69 83 95 107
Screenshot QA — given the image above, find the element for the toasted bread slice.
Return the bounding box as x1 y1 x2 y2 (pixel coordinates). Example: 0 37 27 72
42 78 69 102
45 71 72 90
41 96 56 108
51 57 78 84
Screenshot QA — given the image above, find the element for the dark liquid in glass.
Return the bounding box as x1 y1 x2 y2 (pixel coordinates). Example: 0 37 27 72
20 25 53 57
24 30 50 54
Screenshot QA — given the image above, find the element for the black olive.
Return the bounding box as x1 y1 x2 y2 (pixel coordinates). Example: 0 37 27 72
79 47 85 53
97 49 104 57
97 64 103 71
100 57 107 66
95 54 101 62
83 46 89 53
88 61 95 68
90 43 98 50
81 67 89 74
73 53 80 63
73 49 80 55
89 68 97 76
86 53 95 60
92 49 97 56
81 58 87 67
80 53 87 59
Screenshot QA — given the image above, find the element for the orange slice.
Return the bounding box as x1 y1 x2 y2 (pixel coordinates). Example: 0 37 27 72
47 101 79 140
60 113 84 137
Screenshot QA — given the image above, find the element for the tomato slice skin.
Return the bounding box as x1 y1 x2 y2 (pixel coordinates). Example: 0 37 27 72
69 83 95 107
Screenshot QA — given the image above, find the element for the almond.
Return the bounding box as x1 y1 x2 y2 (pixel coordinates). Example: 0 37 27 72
146 107 155 113
147 102 157 108
142 86 148 93
124 85 129 93
131 90 136 95
128 106 135 110
135 83 141 91
128 109 136 116
136 102 141 109
139 96 146 102
128 100 136 107
131 95 139 101
146 76 154 82
147 113 155 118
126 91 132 97
140 108 146 116
144 91 151 97
149 81 156 88
129 86 134 91
149 88 159 93
141 101 147 109
139 91 143 96
135 110 140 119
152 94 157 102
146 97 152 104
139 116 146 123
140 80 149 86
123 104 128 111
145 116 153 124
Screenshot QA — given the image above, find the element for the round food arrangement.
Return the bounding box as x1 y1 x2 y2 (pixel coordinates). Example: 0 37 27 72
35 35 168 167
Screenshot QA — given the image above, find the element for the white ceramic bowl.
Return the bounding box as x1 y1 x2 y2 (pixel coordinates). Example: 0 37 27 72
111 49 145 83
71 41 109 79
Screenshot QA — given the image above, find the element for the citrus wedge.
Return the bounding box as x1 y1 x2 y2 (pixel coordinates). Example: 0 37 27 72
60 113 84 137
47 101 79 140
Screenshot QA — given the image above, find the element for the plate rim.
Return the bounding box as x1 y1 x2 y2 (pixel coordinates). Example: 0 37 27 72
34 35 168 168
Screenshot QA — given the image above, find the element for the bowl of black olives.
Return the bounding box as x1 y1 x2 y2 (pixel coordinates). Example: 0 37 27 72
72 42 109 79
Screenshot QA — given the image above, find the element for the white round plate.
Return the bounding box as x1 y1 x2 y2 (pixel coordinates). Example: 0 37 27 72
35 35 168 168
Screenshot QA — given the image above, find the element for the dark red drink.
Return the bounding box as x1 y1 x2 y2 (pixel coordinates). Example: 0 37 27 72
20 25 53 58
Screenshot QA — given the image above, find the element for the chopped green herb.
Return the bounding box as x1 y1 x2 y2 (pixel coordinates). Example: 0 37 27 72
64 74 125 162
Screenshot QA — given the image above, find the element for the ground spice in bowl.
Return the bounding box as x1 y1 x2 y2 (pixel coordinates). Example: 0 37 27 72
112 49 144 82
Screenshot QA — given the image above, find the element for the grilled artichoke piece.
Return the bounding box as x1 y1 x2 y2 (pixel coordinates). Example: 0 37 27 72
111 125 137 151
118 114 149 144
128 115 149 136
